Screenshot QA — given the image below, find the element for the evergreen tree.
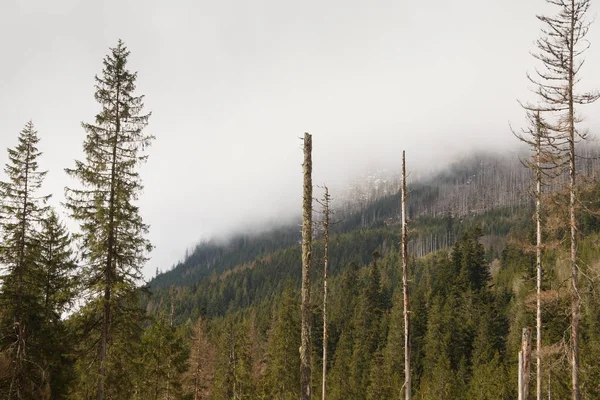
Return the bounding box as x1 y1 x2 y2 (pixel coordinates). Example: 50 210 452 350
348 253 384 400
37 210 77 324
183 317 215 400
35 209 78 399
213 320 255 399
468 311 509 400
381 290 405 399
263 287 300 399
452 228 489 292
421 296 459 399
0 121 50 399
366 348 391 400
327 328 354 400
138 315 188 400
65 40 154 400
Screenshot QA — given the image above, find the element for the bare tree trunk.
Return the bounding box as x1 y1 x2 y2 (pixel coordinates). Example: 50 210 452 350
519 327 533 400
300 132 312 400
322 186 330 400
567 4 580 398
518 351 523 400
569 136 580 400
535 114 543 400
401 151 411 400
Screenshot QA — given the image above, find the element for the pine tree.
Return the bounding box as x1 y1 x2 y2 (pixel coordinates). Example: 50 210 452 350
0 121 50 399
65 39 154 400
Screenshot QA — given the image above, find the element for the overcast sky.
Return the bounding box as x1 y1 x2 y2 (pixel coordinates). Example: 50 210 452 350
2 0 600 279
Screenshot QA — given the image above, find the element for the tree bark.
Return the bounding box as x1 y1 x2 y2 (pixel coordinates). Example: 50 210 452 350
401 151 411 400
567 3 580 399
519 327 533 400
322 186 330 400
535 113 543 400
300 132 312 400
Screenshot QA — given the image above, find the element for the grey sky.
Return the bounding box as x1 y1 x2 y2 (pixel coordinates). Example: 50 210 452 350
2 0 600 278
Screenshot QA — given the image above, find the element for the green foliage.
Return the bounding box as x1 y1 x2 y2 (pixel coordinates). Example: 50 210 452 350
35 210 78 399
262 287 300 399
212 318 255 399
69 290 146 400
137 315 188 399
0 121 52 399
64 39 153 399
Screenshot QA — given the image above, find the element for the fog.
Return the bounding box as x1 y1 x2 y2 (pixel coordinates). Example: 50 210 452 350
2 0 600 278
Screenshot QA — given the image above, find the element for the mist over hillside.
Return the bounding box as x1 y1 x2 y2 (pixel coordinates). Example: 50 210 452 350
155 145 600 284
149 150 527 286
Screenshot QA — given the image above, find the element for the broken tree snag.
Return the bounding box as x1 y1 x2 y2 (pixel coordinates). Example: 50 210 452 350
300 132 312 400
401 150 411 400
322 185 330 400
518 327 533 400
535 112 542 400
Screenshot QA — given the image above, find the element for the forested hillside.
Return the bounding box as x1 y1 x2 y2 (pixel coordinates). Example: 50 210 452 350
3 0 600 399
142 153 600 399
150 147 600 293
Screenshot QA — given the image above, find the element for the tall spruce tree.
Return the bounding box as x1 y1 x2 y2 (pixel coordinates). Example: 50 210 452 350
36 209 78 399
213 320 255 399
0 121 50 399
37 209 77 324
138 315 187 400
264 287 300 399
65 40 154 400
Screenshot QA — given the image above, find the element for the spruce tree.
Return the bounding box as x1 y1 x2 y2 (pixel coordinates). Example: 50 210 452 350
348 253 384 400
138 315 187 400
65 39 154 400
183 317 215 400
264 287 300 399
37 209 77 323
0 121 50 399
382 290 405 399
213 320 255 399
36 209 78 399
421 296 458 400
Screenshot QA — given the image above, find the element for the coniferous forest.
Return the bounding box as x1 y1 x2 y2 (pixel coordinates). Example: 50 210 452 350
3 1 600 399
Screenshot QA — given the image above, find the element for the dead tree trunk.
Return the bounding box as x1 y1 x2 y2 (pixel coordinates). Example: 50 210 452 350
520 2 599 396
535 113 543 400
401 150 411 400
519 327 533 400
567 6 580 396
300 132 312 400
569 113 580 400
321 186 330 400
